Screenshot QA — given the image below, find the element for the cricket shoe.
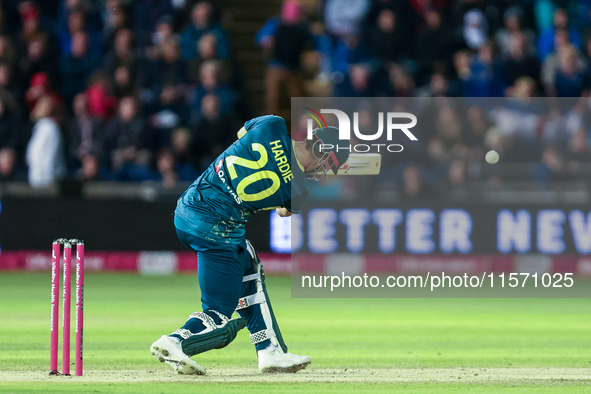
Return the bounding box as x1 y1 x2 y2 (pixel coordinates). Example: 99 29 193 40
150 335 206 375
258 346 311 373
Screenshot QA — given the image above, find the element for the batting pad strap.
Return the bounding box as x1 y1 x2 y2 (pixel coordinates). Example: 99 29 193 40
242 273 260 282
250 328 275 345
187 311 217 330
235 292 266 311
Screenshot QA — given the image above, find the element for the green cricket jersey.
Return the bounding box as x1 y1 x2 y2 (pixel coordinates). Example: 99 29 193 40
174 115 309 243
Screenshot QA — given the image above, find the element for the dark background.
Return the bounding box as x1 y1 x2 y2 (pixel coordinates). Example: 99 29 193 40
0 197 270 251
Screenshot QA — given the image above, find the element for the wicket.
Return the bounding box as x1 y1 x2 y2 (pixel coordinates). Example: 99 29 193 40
50 238 84 376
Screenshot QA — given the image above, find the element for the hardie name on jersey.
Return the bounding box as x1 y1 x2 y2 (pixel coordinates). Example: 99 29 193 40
270 140 293 183
215 160 243 205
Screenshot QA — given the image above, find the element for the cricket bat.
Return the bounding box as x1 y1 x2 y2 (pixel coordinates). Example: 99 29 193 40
330 153 382 175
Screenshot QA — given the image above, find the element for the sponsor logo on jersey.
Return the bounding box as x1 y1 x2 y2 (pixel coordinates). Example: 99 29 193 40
216 161 243 204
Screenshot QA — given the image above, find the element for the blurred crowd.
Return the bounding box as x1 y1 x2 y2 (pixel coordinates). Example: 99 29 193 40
0 0 246 187
255 0 591 197
1 0 591 190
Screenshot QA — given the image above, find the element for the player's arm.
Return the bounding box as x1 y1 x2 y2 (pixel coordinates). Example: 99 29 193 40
276 207 292 217
276 193 306 217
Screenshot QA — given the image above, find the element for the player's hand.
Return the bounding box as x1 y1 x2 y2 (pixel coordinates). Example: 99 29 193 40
276 208 292 217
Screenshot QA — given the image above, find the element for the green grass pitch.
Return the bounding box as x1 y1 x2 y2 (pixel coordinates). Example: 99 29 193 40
0 272 590 393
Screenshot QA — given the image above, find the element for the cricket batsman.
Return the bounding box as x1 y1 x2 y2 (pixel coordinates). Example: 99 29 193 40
150 115 349 374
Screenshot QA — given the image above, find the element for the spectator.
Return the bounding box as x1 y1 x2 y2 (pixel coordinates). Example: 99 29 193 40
0 93 20 151
327 34 369 75
191 94 235 167
463 41 505 97
495 6 536 58
584 33 591 71
464 105 490 151
146 15 176 60
0 65 20 111
197 33 218 61
307 22 333 79
256 0 312 115
462 9 488 50
26 96 66 187
171 127 198 172
189 60 235 125
100 0 123 27
391 65 416 97
58 8 101 56
19 34 60 91
0 94 20 180
56 0 101 36
538 8 582 61
25 72 62 113
409 0 447 18
75 153 102 181
365 0 415 32
433 105 465 163
554 46 590 97
453 50 472 85
101 2 128 53
103 28 147 96
133 0 173 48
153 15 176 47
0 63 21 107
511 76 538 100
180 1 230 61
156 146 198 183
103 96 150 172
188 33 222 84
492 90 546 162
66 92 104 166
401 165 432 199
364 9 408 65
103 29 137 75
533 147 572 182
448 159 467 186
60 31 100 103
112 66 134 99
148 85 187 148
324 0 370 38
0 35 16 70
418 71 454 97
542 105 582 144
541 30 586 94
149 39 187 97
155 149 178 187
379 64 414 97
415 10 453 79
334 64 374 97
503 32 541 88
567 128 591 162
85 72 117 120
494 79 543 140
17 3 44 51
0 147 17 181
